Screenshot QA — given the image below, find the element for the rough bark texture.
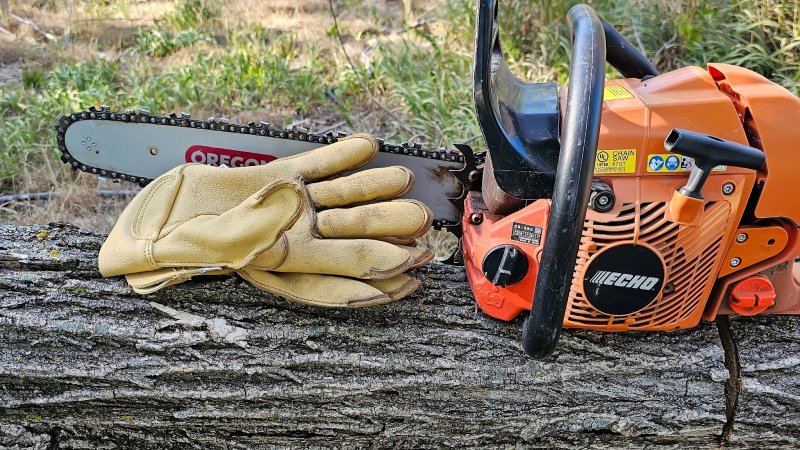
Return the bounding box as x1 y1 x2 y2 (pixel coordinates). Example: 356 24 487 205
0 223 798 449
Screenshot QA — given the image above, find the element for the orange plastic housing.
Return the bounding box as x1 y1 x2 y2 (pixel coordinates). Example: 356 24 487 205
701 64 800 317
465 63 800 331
596 66 749 172
706 64 800 225
710 221 800 317
462 192 549 321
465 175 753 330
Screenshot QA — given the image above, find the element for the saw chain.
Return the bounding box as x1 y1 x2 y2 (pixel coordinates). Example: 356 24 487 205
54 106 484 231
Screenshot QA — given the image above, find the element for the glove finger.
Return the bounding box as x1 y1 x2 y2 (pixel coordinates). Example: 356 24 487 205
272 133 378 181
238 269 394 307
365 274 421 302
163 134 377 221
401 244 434 268
316 200 432 240
261 238 416 279
307 166 413 208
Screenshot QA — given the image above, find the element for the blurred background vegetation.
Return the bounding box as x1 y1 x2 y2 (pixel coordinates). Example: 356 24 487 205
0 0 798 231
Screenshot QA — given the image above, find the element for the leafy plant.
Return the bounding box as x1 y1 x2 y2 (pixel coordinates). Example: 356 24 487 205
157 0 221 31
135 29 212 57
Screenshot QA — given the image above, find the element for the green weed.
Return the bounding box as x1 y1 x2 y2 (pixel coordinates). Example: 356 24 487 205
134 0 220 56
135 29 213 57
157 0 221 31
369 39 480 147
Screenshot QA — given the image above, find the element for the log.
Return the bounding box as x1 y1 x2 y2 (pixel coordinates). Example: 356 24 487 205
0 222 798 449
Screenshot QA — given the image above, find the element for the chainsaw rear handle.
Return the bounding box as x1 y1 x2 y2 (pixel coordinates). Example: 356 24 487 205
521 4 607 359
472 0 658 201
472 0 658 134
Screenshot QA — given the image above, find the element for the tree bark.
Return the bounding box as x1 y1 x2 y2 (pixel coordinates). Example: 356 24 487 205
0 223 798 449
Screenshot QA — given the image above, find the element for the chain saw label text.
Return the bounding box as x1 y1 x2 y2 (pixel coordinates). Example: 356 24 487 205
511 222 543 245
185 145 277 167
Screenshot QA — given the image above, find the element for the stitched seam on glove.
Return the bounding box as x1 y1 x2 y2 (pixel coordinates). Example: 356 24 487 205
145 240 156 269
132 174 175 240
134 175 177 270
244 235 289 271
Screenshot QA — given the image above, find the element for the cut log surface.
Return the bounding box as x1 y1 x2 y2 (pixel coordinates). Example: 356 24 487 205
0 223 798 449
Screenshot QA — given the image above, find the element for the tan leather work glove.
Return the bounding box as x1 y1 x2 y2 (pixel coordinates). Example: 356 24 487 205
102 134 434 306
98 174 306 276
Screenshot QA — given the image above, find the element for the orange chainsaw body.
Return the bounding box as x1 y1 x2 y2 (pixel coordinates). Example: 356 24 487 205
463 64 800 331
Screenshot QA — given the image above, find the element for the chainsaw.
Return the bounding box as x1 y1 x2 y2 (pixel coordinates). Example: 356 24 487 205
55 1 800 359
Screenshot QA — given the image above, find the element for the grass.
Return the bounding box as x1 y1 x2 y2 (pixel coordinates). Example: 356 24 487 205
0 0 798 242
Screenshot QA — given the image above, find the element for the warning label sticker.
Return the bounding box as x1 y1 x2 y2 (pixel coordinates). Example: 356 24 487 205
511 222 543 246
646 153 727 173
603 85 634 101
594 149 637 174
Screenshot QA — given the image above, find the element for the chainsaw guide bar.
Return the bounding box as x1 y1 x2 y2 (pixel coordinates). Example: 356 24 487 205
55 106 479 230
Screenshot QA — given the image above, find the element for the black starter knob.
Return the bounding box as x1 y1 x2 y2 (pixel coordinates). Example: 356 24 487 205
482 245 529 287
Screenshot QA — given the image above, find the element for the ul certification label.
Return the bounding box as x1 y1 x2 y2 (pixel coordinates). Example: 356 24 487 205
594 149 636 174
511 223 543 246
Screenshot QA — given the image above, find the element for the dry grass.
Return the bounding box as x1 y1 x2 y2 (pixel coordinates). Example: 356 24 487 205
0 40 29 65
1 181 132 233
0 152 134 233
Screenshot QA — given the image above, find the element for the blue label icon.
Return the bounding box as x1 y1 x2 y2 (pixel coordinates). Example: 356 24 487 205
665 155 680 171
648 155 664 171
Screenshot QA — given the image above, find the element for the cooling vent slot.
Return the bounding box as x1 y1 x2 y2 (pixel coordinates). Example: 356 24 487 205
564 201 732 331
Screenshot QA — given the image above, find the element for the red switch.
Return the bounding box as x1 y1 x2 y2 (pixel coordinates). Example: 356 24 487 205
729 275 776 316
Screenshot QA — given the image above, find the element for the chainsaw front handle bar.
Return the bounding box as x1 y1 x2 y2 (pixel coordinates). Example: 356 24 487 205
521 5 607 359
601 20 659 79
472 1 658 358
